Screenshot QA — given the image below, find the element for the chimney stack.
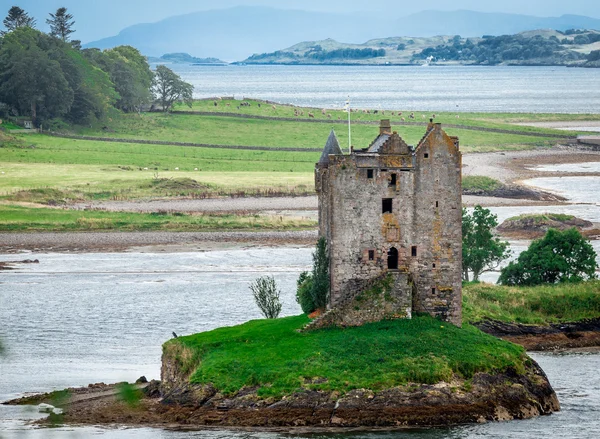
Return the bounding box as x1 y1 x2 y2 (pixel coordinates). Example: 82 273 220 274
379 119 392 135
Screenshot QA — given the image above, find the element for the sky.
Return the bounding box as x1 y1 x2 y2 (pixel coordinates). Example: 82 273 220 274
3 0 600 42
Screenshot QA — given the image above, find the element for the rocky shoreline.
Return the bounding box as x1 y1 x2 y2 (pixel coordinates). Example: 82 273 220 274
476 318 600 351
5 361 559 430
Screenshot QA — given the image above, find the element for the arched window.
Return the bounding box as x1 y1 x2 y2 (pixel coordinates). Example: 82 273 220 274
388 247 399 270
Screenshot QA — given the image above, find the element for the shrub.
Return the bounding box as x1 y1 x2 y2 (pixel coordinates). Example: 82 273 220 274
250 276 282 319
295 271 315 314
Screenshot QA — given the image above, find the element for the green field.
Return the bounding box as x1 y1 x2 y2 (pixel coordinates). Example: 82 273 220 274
68 111 559 152
168 314 525 398
0 204 316 232
1 100 595 228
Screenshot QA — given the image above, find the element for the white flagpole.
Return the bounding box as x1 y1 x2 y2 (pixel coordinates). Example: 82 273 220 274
346 96 351 154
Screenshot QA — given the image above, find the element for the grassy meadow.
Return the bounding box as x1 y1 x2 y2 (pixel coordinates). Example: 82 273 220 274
1 99 596 231
169 314 526 398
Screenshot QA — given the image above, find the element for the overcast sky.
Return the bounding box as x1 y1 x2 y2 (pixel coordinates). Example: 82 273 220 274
5 0 600 42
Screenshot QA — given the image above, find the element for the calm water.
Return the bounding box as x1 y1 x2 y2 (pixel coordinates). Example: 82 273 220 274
1 250 600 438
170 65 600 113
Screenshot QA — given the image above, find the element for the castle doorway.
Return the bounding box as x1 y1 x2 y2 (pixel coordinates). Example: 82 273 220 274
388 247 399 270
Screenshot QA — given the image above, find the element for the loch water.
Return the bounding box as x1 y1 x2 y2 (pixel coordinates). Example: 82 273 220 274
170 65 600 114
1 248 600 438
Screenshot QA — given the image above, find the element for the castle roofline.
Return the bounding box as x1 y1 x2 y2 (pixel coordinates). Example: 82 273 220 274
318 129 343 166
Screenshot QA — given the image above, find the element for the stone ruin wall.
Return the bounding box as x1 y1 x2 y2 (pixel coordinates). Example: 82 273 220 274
316 123 462 326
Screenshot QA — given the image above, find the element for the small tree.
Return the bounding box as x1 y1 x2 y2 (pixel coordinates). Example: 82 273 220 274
152 65 194 112
462 206 510 282
499 228 598 286
2 6 36 35
250 276 282 319
47 7 75 42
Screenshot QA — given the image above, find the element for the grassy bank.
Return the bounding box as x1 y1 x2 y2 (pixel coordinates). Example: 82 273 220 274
171 315 525 398
462 176 503 192
0 204 316 232
463 281 600 325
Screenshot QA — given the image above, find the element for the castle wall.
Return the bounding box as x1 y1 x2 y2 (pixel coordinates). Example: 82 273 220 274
316 123 462 327
412 126 463 326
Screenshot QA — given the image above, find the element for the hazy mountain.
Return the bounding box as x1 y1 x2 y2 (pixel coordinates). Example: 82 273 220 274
84 6 384 61
394 10 600 37
84 6 600 61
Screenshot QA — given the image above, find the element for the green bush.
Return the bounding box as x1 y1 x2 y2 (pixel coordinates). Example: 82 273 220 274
499 228 598 286
250 275 282 319
295 271 315 314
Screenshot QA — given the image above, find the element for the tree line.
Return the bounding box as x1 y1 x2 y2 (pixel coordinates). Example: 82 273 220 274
413 34 586 65
0 6 194 128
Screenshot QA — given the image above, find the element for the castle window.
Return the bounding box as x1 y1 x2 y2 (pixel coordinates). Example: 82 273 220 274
436 201 439 208
389 174 397 187
433 263 436 268
388 247 399 270
411 246 417 257
367 169 374 179
368 250 375 261
382 198 393 214
432 288 436 295
424 153 429 159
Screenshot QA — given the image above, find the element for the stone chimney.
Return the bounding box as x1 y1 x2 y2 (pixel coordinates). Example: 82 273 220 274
379 119 392 135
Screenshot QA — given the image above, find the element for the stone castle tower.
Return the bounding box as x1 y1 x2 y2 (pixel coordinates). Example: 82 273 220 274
315 120 462 327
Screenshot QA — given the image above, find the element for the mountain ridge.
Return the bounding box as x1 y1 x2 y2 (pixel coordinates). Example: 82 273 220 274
84 7 600 61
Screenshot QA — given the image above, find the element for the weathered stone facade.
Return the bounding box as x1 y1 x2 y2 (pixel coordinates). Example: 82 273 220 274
315 120 462 326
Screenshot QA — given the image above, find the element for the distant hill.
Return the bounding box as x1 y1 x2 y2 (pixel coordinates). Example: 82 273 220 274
84 7 600 61
147 53 227 65
240 30 600 67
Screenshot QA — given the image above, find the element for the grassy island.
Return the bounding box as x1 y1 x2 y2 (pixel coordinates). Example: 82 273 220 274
167 315 525 398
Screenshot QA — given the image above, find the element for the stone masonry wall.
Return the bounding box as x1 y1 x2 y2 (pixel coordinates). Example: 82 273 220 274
315 122 462 327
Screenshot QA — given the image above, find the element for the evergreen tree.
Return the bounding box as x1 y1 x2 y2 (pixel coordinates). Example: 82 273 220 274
310 237 330 310
46 7 75 42
2 6 36 36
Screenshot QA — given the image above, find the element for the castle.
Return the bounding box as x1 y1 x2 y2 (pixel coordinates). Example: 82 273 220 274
315 120 462 327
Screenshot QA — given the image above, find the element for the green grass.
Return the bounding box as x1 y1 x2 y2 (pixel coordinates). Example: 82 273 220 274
178 99 599 135
1 135 318 171
505 213 576 223
0 163 314 201
69 112 556 153
169 315 525 398
463 281 600 325
0 204 316 232
462 176 504 192
1 121 23 130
